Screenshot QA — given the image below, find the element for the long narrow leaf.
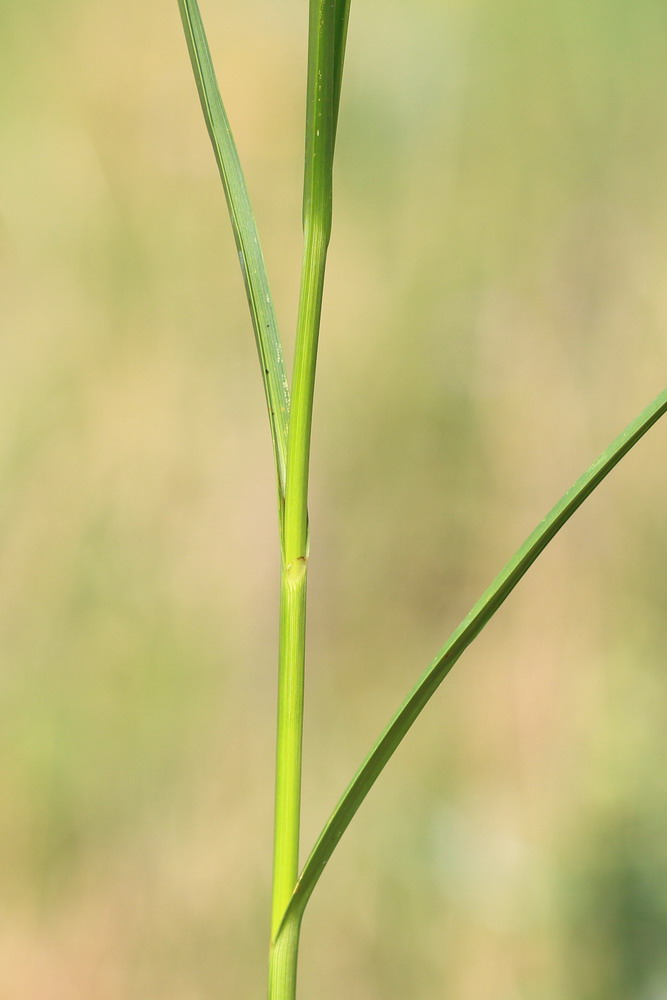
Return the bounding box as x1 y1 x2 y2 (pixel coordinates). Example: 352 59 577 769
275 386 667 941
178 0 290 499
333 0 352 146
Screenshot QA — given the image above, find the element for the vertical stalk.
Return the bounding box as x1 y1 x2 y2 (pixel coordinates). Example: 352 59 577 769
271 561 308 937
269 1 336 995
178 0 351 993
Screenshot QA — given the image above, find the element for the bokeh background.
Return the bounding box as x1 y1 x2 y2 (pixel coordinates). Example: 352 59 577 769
1 0 667 996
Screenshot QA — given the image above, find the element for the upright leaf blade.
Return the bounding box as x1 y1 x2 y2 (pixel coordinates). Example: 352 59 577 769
274 386 667 942
178 0 290 501
333 0 351 146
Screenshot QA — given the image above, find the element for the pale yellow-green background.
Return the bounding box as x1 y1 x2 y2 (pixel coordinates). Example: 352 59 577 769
1 0 667 997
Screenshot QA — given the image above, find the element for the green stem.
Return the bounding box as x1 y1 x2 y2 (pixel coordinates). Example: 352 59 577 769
271 560 307 937
269 1 337 995
271 221 330 939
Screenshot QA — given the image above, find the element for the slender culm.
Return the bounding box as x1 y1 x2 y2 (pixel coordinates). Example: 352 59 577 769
176 2 667 997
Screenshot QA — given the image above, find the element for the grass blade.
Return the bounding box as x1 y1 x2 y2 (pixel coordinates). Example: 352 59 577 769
333 0 352 145
178 0 290 501
274 386 667 941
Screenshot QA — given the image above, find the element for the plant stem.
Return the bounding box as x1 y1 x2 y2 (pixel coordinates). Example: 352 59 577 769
269 2 336 995
271 560 308 938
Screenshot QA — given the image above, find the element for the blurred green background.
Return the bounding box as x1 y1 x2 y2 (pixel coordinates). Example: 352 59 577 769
1 0 667 996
